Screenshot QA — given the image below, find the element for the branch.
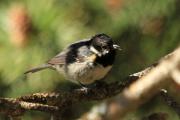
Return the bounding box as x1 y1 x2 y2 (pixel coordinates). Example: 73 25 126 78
105 47 180 119
0 98 58 116
0 47 179 119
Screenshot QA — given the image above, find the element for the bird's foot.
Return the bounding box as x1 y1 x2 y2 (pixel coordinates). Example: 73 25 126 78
80 86 89 93
78 82 90 93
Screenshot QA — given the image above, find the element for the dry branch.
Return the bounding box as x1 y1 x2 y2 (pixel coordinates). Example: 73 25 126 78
0 47 179 119
105 47 180 119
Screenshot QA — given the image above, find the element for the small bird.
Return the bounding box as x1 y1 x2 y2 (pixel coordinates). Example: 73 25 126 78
25 33 120 86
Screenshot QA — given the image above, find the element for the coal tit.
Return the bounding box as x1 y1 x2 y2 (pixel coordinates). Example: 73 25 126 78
25 33 120 85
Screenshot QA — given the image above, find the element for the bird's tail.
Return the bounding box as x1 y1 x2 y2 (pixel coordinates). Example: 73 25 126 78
24 64 52 74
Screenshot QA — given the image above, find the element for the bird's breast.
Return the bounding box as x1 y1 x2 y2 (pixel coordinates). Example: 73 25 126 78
66 62 112 85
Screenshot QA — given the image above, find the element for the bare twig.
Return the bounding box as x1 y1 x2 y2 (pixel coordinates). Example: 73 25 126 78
0 98 59 115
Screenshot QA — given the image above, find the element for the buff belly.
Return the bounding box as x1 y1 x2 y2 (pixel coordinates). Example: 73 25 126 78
54 62 112 85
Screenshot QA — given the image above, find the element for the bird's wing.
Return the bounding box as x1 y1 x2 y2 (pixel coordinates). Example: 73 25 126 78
47 39 95 65
47 50 68 65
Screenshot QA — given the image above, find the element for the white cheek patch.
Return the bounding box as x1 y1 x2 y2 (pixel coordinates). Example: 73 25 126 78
90 46 102 57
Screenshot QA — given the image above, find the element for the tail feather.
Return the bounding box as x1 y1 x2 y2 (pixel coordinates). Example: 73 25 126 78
24 64 52 74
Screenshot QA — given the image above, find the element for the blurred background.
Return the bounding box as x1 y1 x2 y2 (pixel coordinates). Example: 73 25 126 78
0 0 179 119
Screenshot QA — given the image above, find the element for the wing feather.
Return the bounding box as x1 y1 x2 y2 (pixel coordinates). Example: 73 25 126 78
47 39 91 65
47 51 68 65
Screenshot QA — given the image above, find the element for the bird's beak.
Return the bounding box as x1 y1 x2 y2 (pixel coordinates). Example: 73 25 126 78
113 44 122 50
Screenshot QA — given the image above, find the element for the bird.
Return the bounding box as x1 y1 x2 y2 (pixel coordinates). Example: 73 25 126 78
24 33 120 86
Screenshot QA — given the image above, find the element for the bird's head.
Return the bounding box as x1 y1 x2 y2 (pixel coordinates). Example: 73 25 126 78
90 33 121 57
